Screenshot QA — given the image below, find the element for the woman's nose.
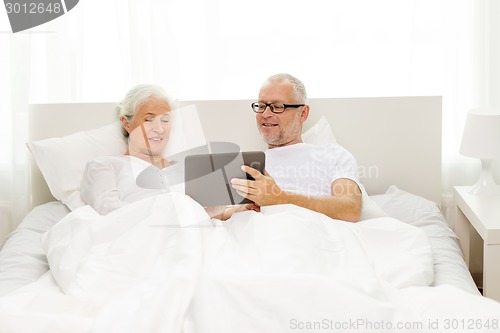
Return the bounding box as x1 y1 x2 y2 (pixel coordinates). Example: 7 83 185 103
152 118 164 132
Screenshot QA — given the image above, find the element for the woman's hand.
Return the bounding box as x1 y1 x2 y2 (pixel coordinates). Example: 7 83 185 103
204 205 227 219
206 203 260 221
220 203 260 221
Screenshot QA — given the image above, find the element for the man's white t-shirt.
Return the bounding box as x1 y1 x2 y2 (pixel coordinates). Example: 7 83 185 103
265 143 360 196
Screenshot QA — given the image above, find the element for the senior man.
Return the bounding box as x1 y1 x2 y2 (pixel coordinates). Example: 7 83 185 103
230 73 362 222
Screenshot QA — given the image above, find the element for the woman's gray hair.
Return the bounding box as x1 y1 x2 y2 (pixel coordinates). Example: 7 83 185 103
117 84 175 137
262 73 308 104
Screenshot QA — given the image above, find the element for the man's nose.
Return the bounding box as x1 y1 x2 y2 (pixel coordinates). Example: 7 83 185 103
261 105 274 117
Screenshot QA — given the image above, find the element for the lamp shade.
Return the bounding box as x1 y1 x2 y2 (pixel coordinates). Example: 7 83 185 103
459 108 500 159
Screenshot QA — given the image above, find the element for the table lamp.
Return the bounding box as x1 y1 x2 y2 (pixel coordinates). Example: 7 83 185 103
459 108 500 195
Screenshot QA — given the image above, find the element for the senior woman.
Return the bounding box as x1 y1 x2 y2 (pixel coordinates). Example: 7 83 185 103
81 84 248 219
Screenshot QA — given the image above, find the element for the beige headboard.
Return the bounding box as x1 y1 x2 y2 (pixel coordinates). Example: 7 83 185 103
29 96 442 209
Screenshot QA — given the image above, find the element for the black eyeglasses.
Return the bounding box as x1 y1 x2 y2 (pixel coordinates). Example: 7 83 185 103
251 102 305 114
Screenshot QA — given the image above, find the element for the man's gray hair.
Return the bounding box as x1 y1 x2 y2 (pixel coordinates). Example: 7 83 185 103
262 73 308 104
116 84 174 121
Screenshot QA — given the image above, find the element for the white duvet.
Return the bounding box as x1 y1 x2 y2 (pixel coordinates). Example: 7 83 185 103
0 193 499 333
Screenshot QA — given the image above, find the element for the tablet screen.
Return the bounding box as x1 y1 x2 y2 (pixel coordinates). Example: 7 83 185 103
184 151 265 206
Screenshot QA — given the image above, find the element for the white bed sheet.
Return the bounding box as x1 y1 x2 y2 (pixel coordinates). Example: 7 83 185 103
370 186 480 296
0 202 69 296
1 193 498 333
0 186 478 298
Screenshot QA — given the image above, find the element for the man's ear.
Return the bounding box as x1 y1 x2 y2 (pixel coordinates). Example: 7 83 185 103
300 105 310 122
121 116 131 134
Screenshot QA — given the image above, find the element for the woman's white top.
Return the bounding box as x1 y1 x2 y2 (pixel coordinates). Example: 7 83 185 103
81 155 184 215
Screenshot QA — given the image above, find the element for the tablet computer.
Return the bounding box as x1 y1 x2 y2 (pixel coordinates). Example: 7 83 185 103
184 151 265 206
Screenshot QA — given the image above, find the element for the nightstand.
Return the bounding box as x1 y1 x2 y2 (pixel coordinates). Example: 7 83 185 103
454 186 500 301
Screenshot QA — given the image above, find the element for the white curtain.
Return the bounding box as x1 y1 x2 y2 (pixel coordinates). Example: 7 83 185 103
0 34 32 243
0 0 495 242
440 0 500 222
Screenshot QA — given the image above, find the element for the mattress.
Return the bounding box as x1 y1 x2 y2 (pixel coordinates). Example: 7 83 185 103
0 186 479 297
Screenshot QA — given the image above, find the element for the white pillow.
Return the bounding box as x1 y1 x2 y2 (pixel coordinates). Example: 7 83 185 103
27 104 206 211
370 185 448 229
301 116 337 145
301 116 386 221
359 191 388 220
27 122 127 210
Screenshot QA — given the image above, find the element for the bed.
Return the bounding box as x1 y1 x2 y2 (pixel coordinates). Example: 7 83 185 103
0 96 499 332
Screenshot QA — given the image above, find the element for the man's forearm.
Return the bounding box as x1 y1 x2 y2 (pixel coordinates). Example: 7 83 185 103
277 191 361 222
